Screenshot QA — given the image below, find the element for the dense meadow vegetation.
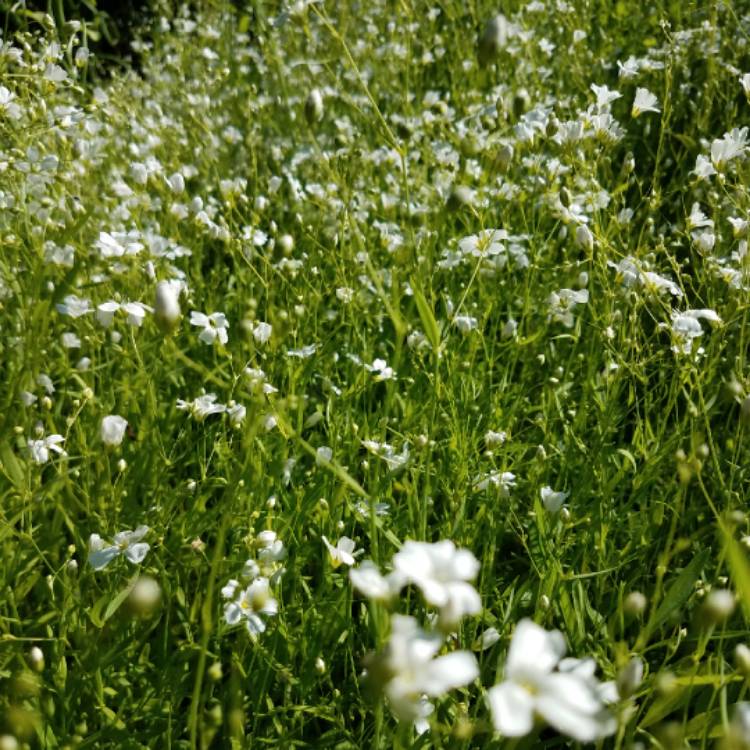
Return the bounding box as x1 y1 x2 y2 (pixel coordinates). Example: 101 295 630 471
3 0 750 747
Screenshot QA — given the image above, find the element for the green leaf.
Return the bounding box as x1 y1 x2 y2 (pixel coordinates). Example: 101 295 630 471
410 279 441 353
0 441 25 488
639 549 709 646
721 525 750 623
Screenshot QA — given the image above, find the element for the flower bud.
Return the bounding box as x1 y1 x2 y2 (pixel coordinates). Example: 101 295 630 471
575 224 594 252
128 576 162 617
305 88 324 124
624 591 647 617
736 644 750 677
617 657 644 699
701 588 736 626
155 281 182 333
28 647 44 672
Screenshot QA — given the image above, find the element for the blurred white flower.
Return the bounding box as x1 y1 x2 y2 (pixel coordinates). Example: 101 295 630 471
88 526 150 570
101 415 128 446
253 321 272 344
487 619 616 741
393 540 481 627
350 560 404 602
371 614 479 723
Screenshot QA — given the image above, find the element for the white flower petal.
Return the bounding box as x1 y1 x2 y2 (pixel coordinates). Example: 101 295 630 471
89 546 120 570
487 681 535 736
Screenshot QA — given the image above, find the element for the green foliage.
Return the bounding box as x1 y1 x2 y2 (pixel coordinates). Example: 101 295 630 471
0 0 750 747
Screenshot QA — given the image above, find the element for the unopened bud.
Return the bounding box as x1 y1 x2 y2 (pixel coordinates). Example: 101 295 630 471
128 576 162 617
305 89 324 124
624 591 647 617
28 647 44 672
617 657 644 699
155 281 182 333
701 588 736 626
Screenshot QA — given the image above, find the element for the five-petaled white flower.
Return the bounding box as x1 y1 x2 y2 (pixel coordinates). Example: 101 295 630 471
88 526 150 570
322 536 359 568
190 310 229 345
371 614 479 724
393 540 481 628
223 577 278 637
27 434 66 464
487 619 616 742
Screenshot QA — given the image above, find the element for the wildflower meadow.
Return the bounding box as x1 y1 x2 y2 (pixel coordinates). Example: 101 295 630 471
3 0 750 747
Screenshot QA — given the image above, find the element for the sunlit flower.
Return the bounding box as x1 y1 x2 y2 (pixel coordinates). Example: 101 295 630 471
223 577 278 637
367 614 479 723
540 486 568 513
631 87 660 117
322 536 359 567
487 619 616 741
27 433 66 464
88 526 150 570
393 540 481 627
190 310 229 345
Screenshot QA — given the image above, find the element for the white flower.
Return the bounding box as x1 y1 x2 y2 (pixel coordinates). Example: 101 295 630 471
316 446 333 465
473 470 516 495
56 294 90 318
223 577 278 637
485 430 507 447
631 87 660 117
190 310 229 345
453 315 478 334
548 288 588 328
227 402 246 427
350 560 404 601
96 301 120 327
688 203 713 230
252 321 272 344
541 486 569 513
101 415 128 446
322 536 359 567
373 614 479 723
740 73 750 98
669 309 721 355
121 301 151 327
393 540 481 627
88 526 150 570
711 128 748 169
692 154 717 180
176 393 227 420
365 358 395 381
575 224 594 251
487 619 616 741
590 83 621 111
27 434 66 464
0 85 22 120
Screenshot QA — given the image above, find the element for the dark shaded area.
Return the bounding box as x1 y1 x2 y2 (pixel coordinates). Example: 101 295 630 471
2 0 153 70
